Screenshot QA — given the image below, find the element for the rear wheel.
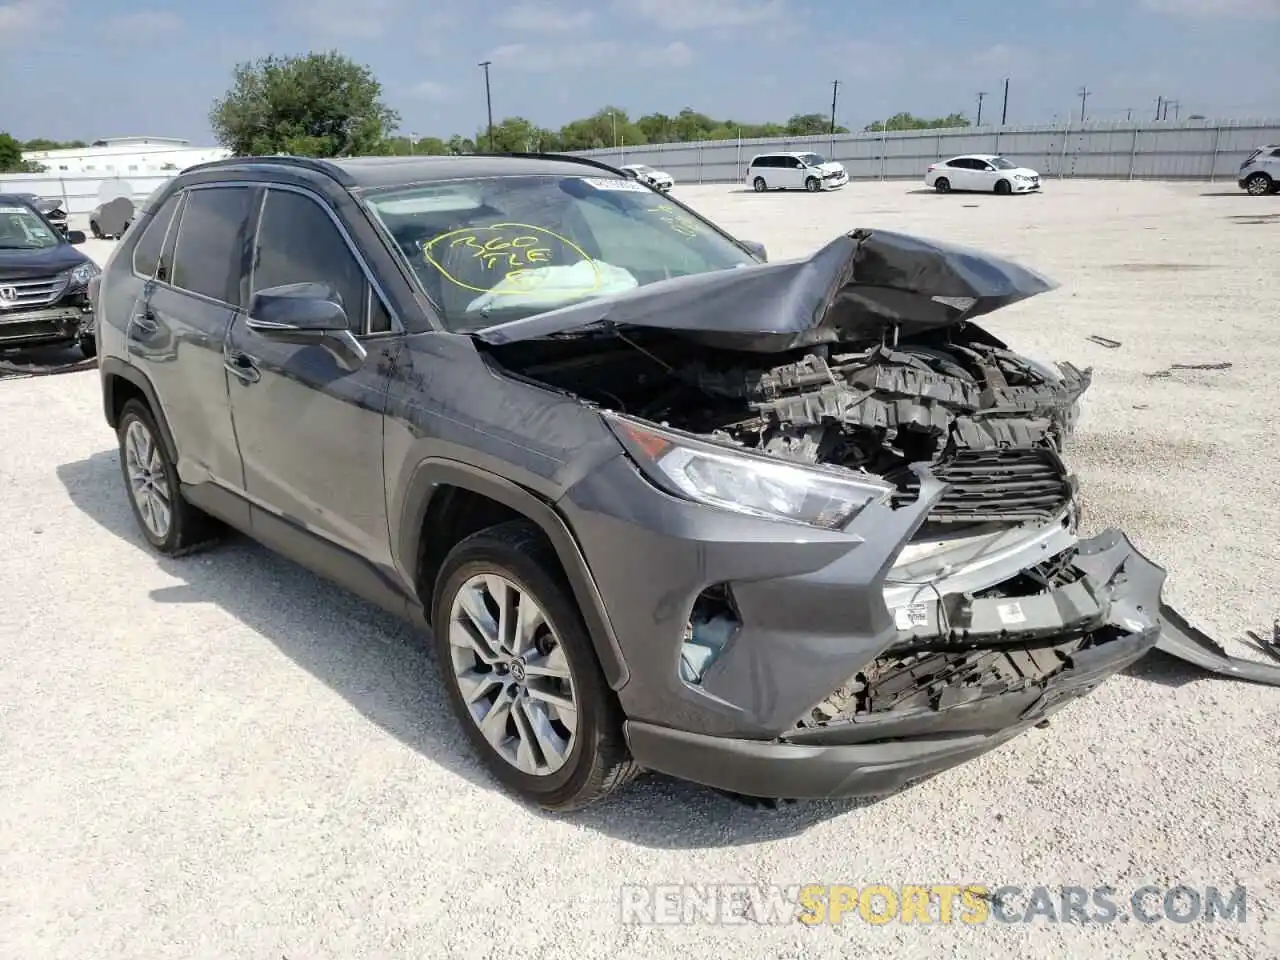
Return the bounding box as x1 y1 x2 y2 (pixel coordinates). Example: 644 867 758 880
77 332 96 360
116 399 221 555
805 177 820 192
1244 173 1273 196
753 176 767 192
89 220 102 239
994 179 1012 195
934 177 951 193
432 520 637 811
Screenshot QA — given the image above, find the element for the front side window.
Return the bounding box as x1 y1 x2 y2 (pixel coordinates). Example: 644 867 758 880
0 202 60 250
797 153 826 166
252 188 369 331
170 186 255 304
990 157 1018 170
365 174 757 333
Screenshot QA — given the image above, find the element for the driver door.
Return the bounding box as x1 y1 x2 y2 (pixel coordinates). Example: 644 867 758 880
782 156 805 189
224 184 399 572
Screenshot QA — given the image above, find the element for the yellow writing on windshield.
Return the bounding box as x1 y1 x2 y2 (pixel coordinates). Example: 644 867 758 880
422 222 601 295
647 203 701 238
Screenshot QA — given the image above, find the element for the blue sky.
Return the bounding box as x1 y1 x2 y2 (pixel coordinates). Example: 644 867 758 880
1 0 1277 144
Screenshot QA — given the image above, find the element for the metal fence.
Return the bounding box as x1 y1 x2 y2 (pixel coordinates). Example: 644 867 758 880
0 172 170 219
567 118 1280 185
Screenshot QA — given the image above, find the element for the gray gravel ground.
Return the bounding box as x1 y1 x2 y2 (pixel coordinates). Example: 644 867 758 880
2 180 1278 959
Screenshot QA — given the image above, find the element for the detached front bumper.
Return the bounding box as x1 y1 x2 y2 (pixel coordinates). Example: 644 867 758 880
623 528 1163 800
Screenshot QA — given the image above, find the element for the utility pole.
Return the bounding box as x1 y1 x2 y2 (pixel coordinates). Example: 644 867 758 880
1125 108 1131 121
477 61 494 151
1077 86 1090 122
1167 100 1179 121
1155 96 1163 121
1001 77 1009 125
830 80 840 135
976 91 987 126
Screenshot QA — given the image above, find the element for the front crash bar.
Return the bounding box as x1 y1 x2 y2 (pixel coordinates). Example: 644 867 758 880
1155 605 1280 687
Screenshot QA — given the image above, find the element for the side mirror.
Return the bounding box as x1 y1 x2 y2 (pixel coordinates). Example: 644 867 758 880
741 240 768 262
66 230 86 245
247 282 349 334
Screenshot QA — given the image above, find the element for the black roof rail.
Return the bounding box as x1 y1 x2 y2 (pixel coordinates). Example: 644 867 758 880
178 154 356 186
479 151 629 177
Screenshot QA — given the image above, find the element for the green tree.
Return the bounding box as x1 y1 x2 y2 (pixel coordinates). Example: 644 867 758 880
21 138 87 151
480 117 562 153
0 132 44 172
785 113 849 136
864 112 970 132
447 134 476 155
208 51 400 157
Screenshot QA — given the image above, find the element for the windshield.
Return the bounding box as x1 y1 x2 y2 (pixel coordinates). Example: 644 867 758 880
0 203 60 250
798 153 826 166
365 175 758 332
989 157 1018 170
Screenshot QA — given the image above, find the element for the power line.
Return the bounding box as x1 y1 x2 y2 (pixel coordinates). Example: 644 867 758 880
976 91 987 126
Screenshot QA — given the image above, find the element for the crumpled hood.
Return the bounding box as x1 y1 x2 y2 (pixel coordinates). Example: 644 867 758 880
472 227 1057 353
816 161 846 175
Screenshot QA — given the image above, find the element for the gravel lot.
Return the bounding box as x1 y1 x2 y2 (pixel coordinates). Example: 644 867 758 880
2 180 1278 959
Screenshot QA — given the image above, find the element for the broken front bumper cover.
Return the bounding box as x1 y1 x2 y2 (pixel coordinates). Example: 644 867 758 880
624 528 1274 800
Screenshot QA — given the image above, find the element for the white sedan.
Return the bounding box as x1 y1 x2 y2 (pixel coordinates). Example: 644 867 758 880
925 154 1041 195
620 163 675 191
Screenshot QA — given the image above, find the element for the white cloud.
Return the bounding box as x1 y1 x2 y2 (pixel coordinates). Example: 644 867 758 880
0 0 61 45
409 80 453 102
104 10 185 41
285 0 403 39
1139 0 1279 17
497 1 595 32
619 0 789 30
484 38 695 71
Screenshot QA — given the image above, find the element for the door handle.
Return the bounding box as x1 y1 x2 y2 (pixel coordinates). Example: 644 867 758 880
132 306 158 336
225 351 261 384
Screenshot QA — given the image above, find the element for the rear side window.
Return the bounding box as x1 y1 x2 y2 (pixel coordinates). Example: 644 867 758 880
251 188 368 331
170 186 255 305
131 193 181 278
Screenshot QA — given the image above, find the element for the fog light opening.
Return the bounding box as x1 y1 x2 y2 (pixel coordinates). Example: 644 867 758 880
679 584 741 685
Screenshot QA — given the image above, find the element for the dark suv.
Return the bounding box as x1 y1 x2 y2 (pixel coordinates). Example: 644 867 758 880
95 153 1227 811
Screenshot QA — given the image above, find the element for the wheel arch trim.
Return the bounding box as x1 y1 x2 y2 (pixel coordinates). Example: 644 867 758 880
399 457 630 690
100 357 179 465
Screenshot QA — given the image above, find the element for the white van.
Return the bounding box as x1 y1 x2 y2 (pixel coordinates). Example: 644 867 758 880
745 151 849 192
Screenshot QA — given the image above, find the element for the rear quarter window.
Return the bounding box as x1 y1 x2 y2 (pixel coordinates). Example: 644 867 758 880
131 193 181 278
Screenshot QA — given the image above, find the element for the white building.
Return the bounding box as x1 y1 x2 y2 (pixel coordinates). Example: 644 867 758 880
21 136 232 177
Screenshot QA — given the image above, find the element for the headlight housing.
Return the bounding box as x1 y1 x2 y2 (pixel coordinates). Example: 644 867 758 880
64 261 101 289
603 411 894 530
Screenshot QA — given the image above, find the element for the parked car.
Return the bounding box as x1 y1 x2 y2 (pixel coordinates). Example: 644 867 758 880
89 196 136 239
746 151 848 192
14 194 70 237
926 155 1041 194
0 194 98 356
619 163 675 191
94 153 1249 811
1238 144 1280 195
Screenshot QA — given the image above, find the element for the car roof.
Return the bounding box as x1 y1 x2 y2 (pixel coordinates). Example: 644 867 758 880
178 153 633 192
0 193 38 207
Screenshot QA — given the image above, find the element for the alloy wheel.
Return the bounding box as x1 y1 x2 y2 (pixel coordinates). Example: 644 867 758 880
447 573 579 776
124 419 172 540
1246 175 1271 196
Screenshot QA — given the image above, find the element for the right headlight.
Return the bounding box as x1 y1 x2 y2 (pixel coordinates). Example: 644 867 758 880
602 411 894 530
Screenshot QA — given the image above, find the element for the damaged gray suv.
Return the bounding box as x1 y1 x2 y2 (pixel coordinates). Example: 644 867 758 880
94 153 1268 811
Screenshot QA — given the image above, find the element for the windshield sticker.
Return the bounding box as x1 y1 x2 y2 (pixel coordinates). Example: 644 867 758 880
579 177 649 192
0 206 33 214
647 202 701 238
423 223 600 296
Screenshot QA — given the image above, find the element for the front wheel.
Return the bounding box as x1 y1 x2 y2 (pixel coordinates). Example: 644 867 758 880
432 520 637 811
753 176 767 192
805 177 820 192
1244 173 1273 196
77 332 96 360
934 177 951 193
90 220 103 239
994 179 1012 195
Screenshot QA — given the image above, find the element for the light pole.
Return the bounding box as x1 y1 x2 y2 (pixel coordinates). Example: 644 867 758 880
478 61 494 151
610 110 617 149
976 91 987 126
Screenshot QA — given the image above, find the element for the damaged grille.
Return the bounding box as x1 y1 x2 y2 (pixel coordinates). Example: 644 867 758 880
885 447 1075 522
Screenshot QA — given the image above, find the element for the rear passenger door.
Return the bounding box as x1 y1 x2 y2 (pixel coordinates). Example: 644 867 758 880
224 184 400 574
130 183 256 500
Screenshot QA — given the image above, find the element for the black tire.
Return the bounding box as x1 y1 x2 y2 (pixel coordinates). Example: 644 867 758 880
994 179 1012 195
432 520 638 811
934 177 951 193
116 399 221 555
805 176 820 192
77 332 96 360
753 176 767 192
90 220 102 239
1244 173 1272 196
